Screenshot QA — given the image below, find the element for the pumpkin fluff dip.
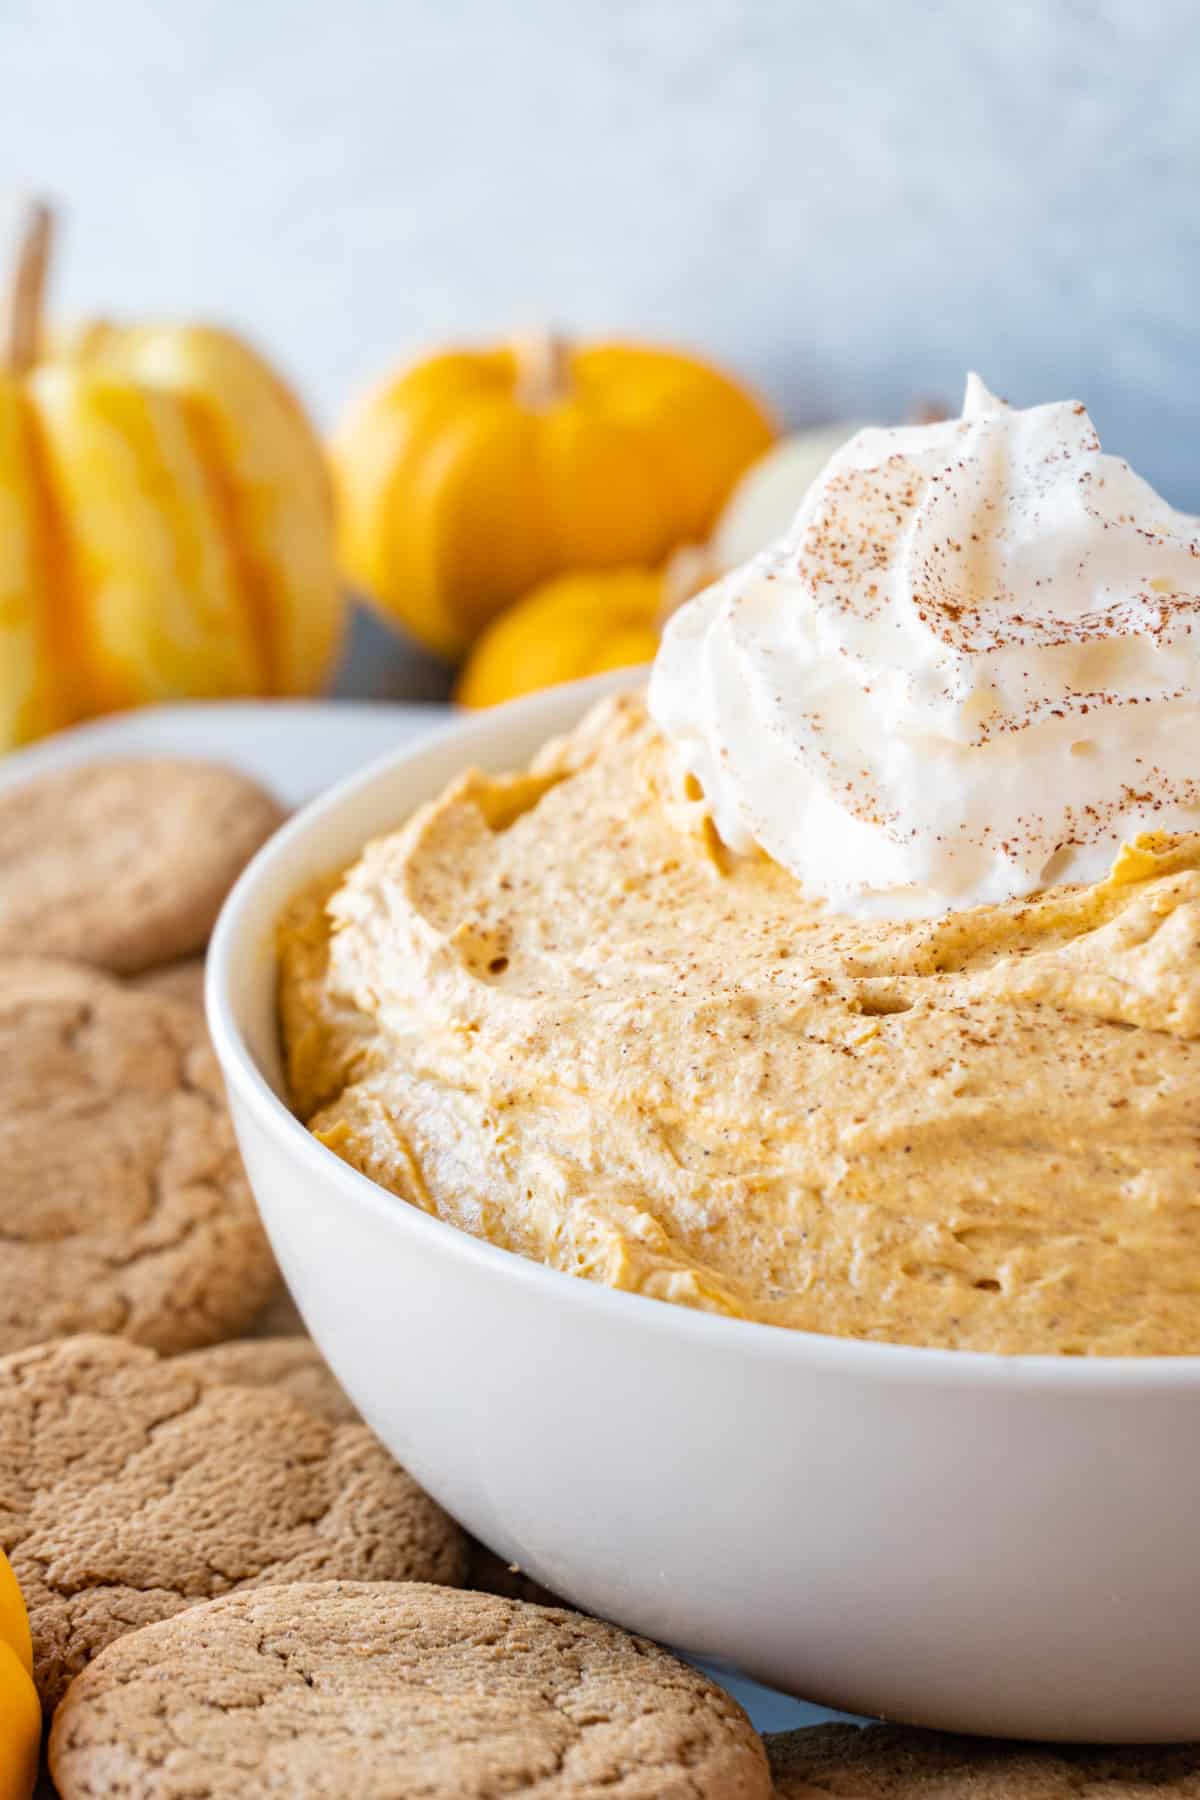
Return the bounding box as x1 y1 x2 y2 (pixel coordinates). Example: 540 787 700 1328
280 376 1200 1357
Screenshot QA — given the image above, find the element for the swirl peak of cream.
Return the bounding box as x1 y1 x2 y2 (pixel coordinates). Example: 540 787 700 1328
649 373 1200 917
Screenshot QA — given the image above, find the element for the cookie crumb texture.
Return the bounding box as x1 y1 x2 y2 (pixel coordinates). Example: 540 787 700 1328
0 757 284 975
49 1582 770 1799
0 1338 467 1708
170 1335 360 1426
0 958 278 1355
766 1722 1200 1796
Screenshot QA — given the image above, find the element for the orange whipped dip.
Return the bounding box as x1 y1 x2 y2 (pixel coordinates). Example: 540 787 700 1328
279 693 1200 1355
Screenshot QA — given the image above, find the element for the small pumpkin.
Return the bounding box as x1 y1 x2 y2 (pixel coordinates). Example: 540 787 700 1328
0 202 343 753
456 552 713 709
332 331 775 660
0 1550 39 1800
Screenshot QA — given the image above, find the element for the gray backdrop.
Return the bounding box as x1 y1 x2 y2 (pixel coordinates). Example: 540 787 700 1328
2 0 1196 509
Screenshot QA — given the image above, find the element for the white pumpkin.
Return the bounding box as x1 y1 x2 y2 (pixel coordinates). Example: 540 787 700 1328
709 422 870 570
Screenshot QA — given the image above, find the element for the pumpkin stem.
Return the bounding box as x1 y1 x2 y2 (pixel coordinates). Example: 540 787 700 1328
513 329 571 410
2 199 54 375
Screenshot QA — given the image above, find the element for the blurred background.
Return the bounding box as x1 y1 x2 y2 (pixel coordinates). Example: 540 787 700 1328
0 0 1195 722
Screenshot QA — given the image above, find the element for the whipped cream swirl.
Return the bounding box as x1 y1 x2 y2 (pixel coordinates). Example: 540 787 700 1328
649 374 1200 917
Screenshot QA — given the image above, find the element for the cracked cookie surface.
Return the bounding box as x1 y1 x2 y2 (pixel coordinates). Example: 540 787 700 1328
766 1724 1200 1797
1 1336 467 1709
170 1335 360 1425
0 957 278 1355
169 1338 567 1606
0 757 283 974
49 1580 769 1798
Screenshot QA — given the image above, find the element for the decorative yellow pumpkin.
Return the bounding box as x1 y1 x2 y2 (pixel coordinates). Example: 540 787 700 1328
0 1550 39 1800
332 331 775 659
456 552 713 709
0 202 343 752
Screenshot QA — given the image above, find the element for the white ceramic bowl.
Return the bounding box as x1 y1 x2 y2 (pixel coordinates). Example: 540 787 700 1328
208 672 1200 1743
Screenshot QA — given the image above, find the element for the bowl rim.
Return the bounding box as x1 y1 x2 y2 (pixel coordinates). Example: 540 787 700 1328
207 670 1200 1392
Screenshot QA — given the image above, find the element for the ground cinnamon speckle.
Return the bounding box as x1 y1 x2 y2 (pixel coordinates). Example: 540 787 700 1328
280 693 1200 1356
